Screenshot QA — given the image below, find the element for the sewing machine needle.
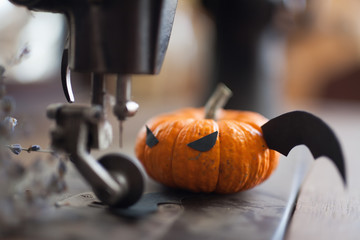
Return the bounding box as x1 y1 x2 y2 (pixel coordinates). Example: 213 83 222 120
119 120 123 148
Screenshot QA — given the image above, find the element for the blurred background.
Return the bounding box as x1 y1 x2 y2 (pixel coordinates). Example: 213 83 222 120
1 0 360 155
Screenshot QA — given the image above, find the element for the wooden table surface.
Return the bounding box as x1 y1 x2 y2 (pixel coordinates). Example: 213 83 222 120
2 82 359 240
285 103 360 240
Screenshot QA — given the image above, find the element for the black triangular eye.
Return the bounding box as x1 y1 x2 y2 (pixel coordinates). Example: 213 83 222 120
146 126 159 148
187 131 218 152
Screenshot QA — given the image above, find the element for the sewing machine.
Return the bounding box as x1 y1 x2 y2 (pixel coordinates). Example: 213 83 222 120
9 0 178 207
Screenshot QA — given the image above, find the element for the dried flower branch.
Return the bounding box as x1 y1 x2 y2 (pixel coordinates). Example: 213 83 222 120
0 66 68 231
6 144 54 155
6 43 31 67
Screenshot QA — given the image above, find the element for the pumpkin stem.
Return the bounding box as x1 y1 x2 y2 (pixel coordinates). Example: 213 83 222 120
204 83 233 120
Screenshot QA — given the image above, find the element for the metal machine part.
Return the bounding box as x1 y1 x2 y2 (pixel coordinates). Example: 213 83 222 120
113 75 139 146
61 49 74 103
9 0 178 207
10 0 178 131
47 103 144 207
9 0 178 74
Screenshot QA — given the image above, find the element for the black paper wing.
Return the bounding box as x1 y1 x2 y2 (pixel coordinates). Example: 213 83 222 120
261 111 346 184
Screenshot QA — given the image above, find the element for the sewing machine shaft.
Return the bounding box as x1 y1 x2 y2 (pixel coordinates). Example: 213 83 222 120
90 74 138 147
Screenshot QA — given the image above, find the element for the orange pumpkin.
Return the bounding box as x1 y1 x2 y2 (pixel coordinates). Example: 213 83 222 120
135 107 279 194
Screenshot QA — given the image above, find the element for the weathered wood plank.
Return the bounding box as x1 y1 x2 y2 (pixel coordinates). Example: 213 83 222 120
286 105 360 240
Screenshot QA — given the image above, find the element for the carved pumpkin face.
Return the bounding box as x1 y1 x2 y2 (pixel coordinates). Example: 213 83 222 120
135 108 279 194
